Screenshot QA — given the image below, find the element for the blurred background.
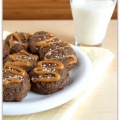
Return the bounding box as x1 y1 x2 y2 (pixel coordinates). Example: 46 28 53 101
3 0 117 20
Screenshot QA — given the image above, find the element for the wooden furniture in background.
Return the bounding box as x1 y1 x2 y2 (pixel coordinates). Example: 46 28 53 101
3 0 117 20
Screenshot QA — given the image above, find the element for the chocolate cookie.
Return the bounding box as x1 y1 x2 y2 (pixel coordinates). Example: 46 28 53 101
5 32 31 54
3 50 39 73
28 31 59 54
3 62 31 102
29 60 70 94
39 40 70 60
39 39 77 71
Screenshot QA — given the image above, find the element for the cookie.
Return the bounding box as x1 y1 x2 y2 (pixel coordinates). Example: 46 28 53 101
28 31 59 54
3 50 39 73
3 62 31 102
5 32 31 54
29 60 70 94
39 39 77 71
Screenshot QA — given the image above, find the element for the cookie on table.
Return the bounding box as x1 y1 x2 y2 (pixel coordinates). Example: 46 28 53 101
5 31 31 54
3 62 31 102
3 41 10 59
29 60 70 94
3 50 39 73
39 39 77 71
28 31 59 54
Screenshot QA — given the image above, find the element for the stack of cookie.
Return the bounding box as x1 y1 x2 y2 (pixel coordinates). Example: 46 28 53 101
3 31 77 102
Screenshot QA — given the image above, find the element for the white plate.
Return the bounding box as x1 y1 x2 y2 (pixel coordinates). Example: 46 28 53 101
3 45 93 115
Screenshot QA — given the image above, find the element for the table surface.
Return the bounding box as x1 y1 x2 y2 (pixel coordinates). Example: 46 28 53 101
3 20 117 120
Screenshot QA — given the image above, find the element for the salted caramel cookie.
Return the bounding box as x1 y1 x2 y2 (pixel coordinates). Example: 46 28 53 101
28 31 59 54
5 32 31 54
39 40 77 71
3 50 39 73
3 62 31 102
29 60 70 94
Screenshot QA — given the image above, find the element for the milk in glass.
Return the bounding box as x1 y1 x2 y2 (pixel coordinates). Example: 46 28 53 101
70 0 116 45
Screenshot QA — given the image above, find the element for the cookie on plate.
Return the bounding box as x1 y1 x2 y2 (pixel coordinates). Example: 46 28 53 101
5 32 31 54
3 62 31 102
29 60 70 94
3 50 39 73
39 39 77 71
28 31 59 54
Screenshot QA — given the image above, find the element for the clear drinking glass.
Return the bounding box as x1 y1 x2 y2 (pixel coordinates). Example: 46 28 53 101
70 0 117 47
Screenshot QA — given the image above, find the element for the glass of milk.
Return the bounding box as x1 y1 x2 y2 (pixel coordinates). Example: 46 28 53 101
70 0 117 47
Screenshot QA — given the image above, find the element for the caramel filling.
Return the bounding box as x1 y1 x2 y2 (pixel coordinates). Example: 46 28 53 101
24 33 30 40
8 50 39 67
3 62 26 85
9 35 14 47
32 71 60 82
32 61 64 82
3 62 26 76
11 60 32 67
64 54 77 65
44 46 69 59
9 32 30 48
44 47 77 65
20 50 39 60
3 78 21 85
32 33 57 47
8 54 32 67
40 40 70 50
37 61 64 70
